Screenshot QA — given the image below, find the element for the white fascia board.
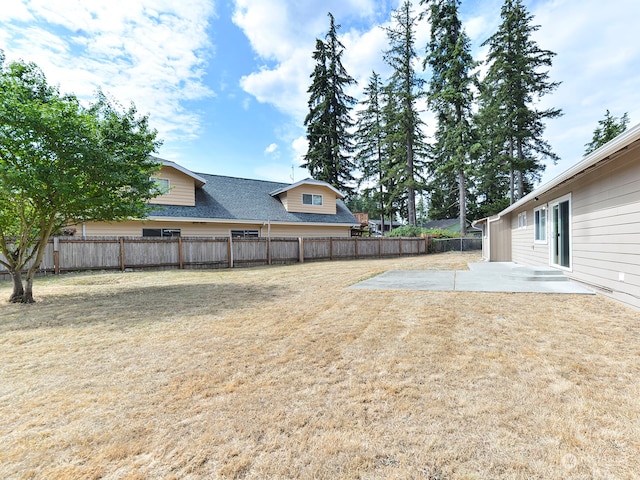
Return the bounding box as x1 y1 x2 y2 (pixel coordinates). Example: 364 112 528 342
269 178 345 199
159 159 207 187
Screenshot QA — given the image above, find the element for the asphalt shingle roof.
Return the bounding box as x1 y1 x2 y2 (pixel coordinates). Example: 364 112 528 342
148 173 358 225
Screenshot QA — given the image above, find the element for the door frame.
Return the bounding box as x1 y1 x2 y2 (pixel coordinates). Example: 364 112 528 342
548 193 572 271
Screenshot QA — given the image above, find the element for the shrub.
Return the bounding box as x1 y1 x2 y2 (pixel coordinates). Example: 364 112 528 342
386 226 459 238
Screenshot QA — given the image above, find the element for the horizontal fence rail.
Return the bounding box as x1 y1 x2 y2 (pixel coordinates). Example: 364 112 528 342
0 235 481 276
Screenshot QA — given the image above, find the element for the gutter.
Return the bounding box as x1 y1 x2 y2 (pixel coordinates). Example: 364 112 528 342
473 121 640 228
498 121 640 217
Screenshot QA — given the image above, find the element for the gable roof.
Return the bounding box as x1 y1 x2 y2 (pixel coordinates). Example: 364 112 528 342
160 159 207 187
269 178 345 199
495 121 640 217
148 173 358 225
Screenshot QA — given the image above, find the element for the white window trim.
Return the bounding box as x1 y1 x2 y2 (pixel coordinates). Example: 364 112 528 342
152 177 170 195
533 205 548 244
302 193 323 206
548 193 572 271
517 211 527 229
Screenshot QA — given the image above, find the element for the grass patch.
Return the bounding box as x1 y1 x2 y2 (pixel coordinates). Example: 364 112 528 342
1 252 639 479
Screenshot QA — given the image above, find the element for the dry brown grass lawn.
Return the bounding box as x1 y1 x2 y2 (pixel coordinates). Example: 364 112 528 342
1 252 639 479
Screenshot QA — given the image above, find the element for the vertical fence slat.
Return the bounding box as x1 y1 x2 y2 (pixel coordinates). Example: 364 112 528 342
0 236 480 278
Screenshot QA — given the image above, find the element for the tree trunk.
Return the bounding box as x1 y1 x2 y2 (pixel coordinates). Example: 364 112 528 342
509 169 515 205
406 137 416 226
9 270 25 303
517 139 525 199
22 272 35 304
509 138 515 204
459 170 467 236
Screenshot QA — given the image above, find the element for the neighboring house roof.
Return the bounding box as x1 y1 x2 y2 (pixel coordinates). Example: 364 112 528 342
269 178 345 199
160 159 207 187
421 218 482 233
420 218 460 230
477 121 640 222
148 173 358 225
369 219 405 227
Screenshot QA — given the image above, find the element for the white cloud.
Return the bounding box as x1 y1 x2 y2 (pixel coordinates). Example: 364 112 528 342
264 143 279 155
528 0 640 182
0 0 216 142
291 136 308 166
0 0 34 22
234 0 406 123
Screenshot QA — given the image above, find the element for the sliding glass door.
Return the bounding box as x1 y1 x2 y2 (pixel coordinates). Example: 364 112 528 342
551 195 571 269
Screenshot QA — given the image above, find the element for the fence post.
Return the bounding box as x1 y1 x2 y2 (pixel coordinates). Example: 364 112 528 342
178 236 184 269
298 237 304 263
267 237 271 265
119 237 125 271
355 237 359 259
399 237 402 256
329 237 333 260
53 237 60 275
378 237 382 258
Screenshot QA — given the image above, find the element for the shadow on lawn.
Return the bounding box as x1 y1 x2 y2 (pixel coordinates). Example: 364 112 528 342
0 282 281 332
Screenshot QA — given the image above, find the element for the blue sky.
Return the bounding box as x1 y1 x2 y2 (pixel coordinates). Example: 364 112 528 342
2 0 639 191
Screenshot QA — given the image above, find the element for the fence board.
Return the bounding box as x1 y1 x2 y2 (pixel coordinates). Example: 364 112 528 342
0 235 480 277
182 238 229 268
270 238 299 264
303 238 331 261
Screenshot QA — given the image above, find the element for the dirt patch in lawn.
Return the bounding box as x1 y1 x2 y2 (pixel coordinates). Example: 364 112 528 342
1 252 639 479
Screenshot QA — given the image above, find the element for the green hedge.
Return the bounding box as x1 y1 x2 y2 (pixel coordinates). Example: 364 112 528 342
386 226 459 238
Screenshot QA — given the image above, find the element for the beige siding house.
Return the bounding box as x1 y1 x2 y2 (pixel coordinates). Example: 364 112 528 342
79 160 358 239
474 122 640 311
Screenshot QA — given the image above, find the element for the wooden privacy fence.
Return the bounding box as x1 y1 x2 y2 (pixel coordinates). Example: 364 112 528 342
0 235 464 275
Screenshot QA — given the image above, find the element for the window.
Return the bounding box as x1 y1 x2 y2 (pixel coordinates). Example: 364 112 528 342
517 212 527 229
142 228 181 237
302 193 323 206
151 177 170 195
231 230 259 238
534 206 547 242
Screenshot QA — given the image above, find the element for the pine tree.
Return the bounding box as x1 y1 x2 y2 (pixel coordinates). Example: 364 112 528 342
584 110 630 155
302 13 356 193
422 0 478 234
354 71 387 230
479 0 562 204
383 0 427 226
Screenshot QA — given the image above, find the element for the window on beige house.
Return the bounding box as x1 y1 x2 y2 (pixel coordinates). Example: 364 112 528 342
302 193 323 206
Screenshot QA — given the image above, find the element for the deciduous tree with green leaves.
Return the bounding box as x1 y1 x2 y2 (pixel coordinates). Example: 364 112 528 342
422 0 478 234
0 54 161 303
302 13 356 193
479 0 562 204
383 0 428 226
584 110 630 155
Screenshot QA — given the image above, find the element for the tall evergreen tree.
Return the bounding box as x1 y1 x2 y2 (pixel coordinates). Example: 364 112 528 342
383 0 427 226
479 0 562 204
422 0 478 234
354 71 387 230
379 82 406 227
584 110 630 155
302 13 356 193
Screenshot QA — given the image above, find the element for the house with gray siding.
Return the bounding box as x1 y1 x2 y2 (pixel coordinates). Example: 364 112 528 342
474 122 640 311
